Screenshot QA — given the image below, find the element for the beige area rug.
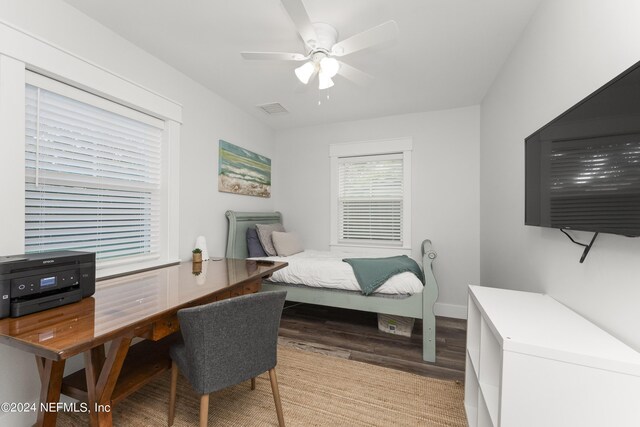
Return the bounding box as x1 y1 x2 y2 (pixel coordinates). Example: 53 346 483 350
58 346 466 426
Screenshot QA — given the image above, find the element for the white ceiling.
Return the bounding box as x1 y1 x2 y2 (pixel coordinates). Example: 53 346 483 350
63 0 541 130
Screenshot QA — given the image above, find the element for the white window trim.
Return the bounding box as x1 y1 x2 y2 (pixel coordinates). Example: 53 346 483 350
0 19 182 122
329 137 412 255
26 72 165 128
0 21 182 279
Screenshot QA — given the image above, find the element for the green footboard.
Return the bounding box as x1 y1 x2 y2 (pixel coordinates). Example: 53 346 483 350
421 239 438 363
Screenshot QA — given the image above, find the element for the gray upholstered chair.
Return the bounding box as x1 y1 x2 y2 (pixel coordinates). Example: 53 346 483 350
168 290 287 427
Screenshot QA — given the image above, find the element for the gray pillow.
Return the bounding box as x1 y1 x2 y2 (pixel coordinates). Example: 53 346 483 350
255 223 285 256
272 232 303 257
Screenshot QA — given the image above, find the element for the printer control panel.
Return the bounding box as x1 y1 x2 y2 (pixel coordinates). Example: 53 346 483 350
11 270 78 298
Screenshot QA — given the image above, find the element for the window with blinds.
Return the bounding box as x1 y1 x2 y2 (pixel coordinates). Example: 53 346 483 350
25 80 163 263
338 154 404 245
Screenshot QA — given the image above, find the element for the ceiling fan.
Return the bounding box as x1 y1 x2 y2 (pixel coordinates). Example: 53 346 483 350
241 0 399 90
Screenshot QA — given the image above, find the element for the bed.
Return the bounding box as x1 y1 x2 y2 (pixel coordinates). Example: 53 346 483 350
225 210 439 362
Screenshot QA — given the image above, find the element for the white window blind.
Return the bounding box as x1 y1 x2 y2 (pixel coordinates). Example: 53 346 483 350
338 153 404 245
25 80 163 263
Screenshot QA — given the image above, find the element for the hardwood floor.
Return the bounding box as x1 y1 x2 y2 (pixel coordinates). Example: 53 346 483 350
278 302 467 382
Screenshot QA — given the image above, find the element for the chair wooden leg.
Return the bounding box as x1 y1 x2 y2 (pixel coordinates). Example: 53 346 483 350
268 368 285 427
251 377 256 390
168 361 178 426
200 394 209 427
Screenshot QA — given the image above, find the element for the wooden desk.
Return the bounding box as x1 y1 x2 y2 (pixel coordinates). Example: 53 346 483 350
0 258 287 426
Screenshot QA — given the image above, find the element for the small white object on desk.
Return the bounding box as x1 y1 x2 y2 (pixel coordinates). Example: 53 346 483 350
194 236 209 261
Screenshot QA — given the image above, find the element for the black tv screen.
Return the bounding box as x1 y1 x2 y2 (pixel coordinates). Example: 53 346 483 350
525 60 640 237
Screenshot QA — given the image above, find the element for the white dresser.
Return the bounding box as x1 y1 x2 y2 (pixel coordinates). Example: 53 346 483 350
465 285 640 427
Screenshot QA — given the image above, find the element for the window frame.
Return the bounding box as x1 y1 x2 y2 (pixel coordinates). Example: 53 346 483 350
329 138 412 254
25 72 165 268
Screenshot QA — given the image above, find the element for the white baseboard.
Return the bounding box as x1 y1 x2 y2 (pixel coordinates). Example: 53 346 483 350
434 302 467 319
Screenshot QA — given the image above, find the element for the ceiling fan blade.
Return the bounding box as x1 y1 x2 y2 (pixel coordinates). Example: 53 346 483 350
241 51 307 61
281 0 318 46
331 20 399 57
337 62 374 86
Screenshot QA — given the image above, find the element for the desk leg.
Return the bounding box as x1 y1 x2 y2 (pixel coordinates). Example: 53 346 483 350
35 356 45 383
35 358 66 427
85 337 132 426
84 345 105 426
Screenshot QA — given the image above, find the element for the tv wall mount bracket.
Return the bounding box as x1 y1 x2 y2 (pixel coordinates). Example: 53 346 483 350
560 229 599 263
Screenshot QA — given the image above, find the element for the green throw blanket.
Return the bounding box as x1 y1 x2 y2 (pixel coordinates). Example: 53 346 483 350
343 255 424 295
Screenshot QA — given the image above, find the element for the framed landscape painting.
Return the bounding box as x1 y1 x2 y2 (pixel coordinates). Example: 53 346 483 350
218 140 271 198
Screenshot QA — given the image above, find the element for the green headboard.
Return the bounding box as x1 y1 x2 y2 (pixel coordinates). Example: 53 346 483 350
225 211 283 258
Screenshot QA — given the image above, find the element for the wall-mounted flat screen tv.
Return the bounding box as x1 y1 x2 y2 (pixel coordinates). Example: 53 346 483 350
525 60 640 237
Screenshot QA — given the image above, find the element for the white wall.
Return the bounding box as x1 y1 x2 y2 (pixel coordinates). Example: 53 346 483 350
274 106 481 318
0 1 275 424
481 0 640 351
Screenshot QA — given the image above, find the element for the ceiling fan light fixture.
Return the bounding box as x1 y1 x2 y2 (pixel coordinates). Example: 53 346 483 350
242 1 399 93
318 70 334 90
295 61 316 84
319 57 340 78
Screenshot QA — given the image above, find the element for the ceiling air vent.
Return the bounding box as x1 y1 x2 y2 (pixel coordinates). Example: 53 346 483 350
257 102 288 115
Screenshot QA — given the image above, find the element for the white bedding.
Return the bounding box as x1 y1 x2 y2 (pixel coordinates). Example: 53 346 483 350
255 250 423 295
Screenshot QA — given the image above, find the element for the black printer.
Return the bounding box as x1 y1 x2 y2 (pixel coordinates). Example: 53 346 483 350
0 251 95 319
